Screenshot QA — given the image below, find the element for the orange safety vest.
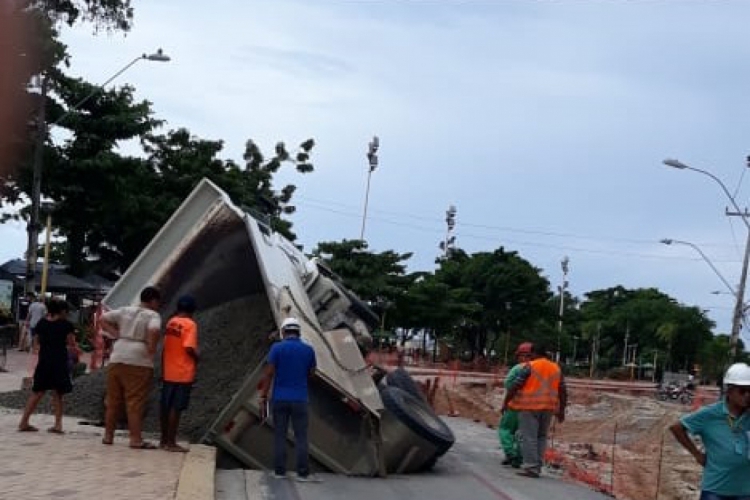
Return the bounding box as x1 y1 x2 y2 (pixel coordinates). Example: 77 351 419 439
508 357 561 411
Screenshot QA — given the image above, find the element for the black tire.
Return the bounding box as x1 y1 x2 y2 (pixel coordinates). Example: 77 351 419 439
386 367 426 402
380 386 455 456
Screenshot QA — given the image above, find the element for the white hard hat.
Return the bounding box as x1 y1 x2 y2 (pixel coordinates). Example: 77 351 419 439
724 363 750 386
280 317 301 333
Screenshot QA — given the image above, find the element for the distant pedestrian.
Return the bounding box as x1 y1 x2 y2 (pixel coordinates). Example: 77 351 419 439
25 295 47 352
259 317 319 482
498 342 533 468
15 292 32 349
18 299 75 434
159 295 199 453
99 286 162 449
670 362 750 500
502 342 567 478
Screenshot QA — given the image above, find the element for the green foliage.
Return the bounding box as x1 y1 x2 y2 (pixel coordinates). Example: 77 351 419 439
578 286 715 373
1 67 316 275
32 0 134 32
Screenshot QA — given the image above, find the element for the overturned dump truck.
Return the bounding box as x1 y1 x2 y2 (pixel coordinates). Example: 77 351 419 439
104 178 454 476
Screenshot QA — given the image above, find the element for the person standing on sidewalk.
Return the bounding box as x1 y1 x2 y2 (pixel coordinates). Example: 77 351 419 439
498 342 533 468
99 286 162 449
160 295 199 453
15 292 32 349
501 342 566 478
259 317 319 482
670 363 750 500
25 295 47 352
18 299 75 434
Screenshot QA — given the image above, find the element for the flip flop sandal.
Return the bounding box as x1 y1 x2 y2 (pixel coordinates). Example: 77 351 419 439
18 425 38 432
47 427 65 434
164 444 189 453
129 442 158 450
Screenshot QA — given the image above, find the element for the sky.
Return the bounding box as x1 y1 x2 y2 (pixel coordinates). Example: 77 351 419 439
3 1 750 337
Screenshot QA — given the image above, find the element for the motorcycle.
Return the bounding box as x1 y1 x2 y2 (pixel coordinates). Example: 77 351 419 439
656 383 694 405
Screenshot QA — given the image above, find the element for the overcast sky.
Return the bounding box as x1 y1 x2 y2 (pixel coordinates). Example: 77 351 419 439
4 1 750 337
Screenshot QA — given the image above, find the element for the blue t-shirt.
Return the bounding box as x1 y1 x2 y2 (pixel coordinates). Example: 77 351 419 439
268 337 316 403
681 400 750 496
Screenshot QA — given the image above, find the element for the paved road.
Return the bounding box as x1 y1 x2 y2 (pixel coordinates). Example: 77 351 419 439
216 417 613 500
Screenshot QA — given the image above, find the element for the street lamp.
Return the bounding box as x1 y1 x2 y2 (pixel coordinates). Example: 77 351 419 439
662 158 750 358
25 49 170 293
359 135 379 241
557 256 570 363
660 239 737 296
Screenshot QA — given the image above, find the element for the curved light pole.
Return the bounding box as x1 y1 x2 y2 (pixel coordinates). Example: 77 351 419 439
25 49 170 294
663 158 750 357
660 239 736 296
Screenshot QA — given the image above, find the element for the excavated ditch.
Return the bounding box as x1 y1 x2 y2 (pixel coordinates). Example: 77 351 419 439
0 295 273 442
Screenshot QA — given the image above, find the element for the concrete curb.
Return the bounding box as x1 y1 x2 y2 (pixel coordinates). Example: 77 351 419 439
175 444 216 500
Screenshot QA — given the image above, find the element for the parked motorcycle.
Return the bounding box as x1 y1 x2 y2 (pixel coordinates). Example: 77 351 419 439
656 383 693 404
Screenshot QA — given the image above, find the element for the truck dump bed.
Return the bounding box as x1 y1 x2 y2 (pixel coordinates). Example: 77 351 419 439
104 178 453 475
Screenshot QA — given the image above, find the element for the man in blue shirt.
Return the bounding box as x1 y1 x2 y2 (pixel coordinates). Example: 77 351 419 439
259 317 318 482
670 363 750 500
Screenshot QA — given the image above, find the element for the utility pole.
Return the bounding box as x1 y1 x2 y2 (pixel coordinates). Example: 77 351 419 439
24 75 47 294
726 207 750 359
360 136 379 241
622 321 630 366
23 50 170 294
590 322 601 378
557 256 569 363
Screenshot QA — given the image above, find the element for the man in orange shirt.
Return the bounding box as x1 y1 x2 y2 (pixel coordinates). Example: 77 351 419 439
160 295 199 452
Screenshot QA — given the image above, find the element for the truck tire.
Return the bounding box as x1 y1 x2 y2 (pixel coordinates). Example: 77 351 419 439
380 386 455 456
386 367 426 402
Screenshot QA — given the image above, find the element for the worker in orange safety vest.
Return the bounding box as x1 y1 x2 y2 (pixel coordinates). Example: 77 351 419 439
501 341 567 478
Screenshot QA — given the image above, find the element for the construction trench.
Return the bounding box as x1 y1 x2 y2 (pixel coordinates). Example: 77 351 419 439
0 179 711 498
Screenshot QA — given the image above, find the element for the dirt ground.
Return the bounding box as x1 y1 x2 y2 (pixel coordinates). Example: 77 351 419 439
431 380 704 500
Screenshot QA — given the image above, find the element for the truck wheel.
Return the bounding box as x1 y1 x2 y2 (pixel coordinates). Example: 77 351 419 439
380 386 455 456
386 367 426 402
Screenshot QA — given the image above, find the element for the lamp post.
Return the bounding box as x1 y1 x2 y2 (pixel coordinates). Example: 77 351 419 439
557 256 569 363
25 49 170 293
359 136 379 242
660 239 737 296
663 158 750 358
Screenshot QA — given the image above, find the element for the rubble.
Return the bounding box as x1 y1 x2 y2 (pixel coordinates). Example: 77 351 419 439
0 295 270 442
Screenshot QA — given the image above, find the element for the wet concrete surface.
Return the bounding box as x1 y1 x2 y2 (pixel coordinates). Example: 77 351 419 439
216 416 614 500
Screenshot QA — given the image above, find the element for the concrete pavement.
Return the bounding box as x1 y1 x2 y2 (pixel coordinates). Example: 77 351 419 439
0 349 215 500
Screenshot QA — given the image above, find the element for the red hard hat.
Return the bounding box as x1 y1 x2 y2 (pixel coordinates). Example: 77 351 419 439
515 342 533 355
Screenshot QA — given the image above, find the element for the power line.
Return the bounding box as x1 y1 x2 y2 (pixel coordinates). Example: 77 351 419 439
294 198 742 263
295 195 738 250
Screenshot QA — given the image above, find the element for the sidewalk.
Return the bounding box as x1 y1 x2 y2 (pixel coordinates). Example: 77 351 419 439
0 350 187 500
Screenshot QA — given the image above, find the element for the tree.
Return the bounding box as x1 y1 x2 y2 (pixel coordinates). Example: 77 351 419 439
436 248 553 358
579 286 714 373
30 0 134 32
2 79 316 276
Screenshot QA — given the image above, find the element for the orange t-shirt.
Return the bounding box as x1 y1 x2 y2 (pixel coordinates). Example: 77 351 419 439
162 316 198 383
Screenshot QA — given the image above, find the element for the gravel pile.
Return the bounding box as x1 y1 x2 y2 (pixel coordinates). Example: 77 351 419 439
0 295 274 442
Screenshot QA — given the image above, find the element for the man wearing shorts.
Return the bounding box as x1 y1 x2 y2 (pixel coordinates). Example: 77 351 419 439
100 286 162 449
160 295 199 452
